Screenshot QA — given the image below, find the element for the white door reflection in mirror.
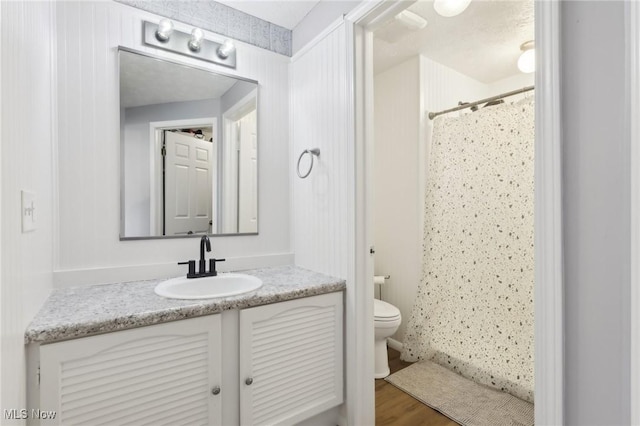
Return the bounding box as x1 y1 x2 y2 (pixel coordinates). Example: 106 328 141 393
164 131 214 236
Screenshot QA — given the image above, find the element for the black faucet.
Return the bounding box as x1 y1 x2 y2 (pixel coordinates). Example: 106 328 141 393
178 235 226 279
199 235 211 275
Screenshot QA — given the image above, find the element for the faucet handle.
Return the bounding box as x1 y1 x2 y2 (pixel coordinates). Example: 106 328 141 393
208 258 226 277
178 260 196 278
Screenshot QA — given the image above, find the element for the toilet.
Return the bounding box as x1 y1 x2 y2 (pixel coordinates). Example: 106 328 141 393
374 298 402 379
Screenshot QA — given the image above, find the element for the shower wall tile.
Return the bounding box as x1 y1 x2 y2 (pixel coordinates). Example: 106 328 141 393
114 0 292 56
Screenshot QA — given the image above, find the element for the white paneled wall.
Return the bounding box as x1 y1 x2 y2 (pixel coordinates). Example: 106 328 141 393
1 0 55 419
55 1 291 285
290 23 350 279
373 57 422 342
420 56 491 115
487 73 536 104
374 55 510 343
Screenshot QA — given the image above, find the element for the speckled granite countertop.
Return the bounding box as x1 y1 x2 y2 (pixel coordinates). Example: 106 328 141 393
25 266 345 345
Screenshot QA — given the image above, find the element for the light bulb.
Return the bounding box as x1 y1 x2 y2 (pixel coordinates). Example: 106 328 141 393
217 39 235 59
433 0 472 17
188 28 205 52
518 41 535 74
155 19 174 42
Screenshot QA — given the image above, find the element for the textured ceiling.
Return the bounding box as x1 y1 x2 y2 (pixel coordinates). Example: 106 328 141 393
120 51 239 108
216 0 321 30
374 0 534 83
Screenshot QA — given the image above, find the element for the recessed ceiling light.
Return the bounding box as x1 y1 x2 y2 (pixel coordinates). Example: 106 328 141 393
518 40 535 73
433 0 472 17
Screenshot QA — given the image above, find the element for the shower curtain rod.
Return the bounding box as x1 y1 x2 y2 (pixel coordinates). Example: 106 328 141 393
428 85 535 120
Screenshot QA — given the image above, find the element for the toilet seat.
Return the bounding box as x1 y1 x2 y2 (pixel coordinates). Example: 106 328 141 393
374 299 401 321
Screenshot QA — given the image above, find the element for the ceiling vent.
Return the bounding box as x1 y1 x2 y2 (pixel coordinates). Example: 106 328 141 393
376 10 427 44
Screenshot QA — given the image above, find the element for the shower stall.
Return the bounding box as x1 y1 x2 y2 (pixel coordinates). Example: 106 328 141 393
402 92 535 403
373 55 535 402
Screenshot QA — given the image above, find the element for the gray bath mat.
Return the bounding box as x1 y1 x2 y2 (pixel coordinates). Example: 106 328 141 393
385 360 534 426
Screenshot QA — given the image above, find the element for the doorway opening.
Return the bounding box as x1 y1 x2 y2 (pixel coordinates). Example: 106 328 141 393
150 118 217 236
348 0 562 423
371 0 535 405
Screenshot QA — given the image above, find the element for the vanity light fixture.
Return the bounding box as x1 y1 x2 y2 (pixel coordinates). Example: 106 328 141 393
143 21 237 69
188 28 205 52
517 40 535 74
433 0 472 17
217 39 235 60
155 19 174 42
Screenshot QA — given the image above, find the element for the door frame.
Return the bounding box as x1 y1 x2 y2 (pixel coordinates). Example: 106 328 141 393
221 89 258 234
628 1 640 423
344 1 564 424
149 117 217 235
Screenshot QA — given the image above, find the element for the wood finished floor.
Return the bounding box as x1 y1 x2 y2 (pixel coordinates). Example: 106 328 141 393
375 348 460 426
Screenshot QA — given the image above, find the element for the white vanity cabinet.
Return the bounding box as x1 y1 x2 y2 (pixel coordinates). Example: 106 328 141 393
239 292 344 425
32 291 343 426
38 315 222 426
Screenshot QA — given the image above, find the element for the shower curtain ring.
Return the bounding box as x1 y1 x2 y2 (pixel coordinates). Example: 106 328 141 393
297 148 320 179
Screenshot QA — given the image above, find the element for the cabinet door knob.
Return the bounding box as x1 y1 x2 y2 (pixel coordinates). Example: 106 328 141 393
245 377 253 386
211 386 221 395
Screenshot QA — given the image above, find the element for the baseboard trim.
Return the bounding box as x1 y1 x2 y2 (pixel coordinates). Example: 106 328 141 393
387 337 403 352
53 253 295 288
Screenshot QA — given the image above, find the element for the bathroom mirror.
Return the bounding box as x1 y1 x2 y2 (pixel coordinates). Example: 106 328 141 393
119 48 258 239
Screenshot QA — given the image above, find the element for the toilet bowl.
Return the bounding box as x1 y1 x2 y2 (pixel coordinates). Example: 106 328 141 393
374 298 401 379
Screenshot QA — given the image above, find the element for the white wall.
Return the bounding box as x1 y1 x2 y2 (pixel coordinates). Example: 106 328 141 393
561 1 630 424
55 1 291 286
373 55 489 342
292 1 360 55
373 57 421 342
122 98 220 237
487 73 535 98
290 22 352 425
0 0 55 421
420 56 490 115
291 23 350 279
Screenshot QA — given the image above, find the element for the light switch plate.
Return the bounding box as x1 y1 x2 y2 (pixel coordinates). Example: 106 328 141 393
21 190 36 233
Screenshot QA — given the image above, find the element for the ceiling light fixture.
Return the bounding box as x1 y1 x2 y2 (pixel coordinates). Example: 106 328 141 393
433 0 472 17
517 40 535 74
155 19 174 42
188 28 205 52
143 21 237 68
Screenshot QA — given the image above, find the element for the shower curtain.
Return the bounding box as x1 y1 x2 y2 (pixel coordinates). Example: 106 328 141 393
402 97 535 403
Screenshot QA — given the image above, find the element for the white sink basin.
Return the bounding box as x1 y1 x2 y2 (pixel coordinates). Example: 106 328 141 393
154 273 263 300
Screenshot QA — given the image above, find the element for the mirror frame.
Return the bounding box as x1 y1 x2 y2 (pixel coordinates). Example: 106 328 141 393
118 46 260 240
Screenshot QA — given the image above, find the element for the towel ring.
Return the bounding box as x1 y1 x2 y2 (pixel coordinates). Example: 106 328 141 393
297 148 320 179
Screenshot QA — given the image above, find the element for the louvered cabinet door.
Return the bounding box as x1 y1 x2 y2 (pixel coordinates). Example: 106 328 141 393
239 292 344 426
39 315 222 426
